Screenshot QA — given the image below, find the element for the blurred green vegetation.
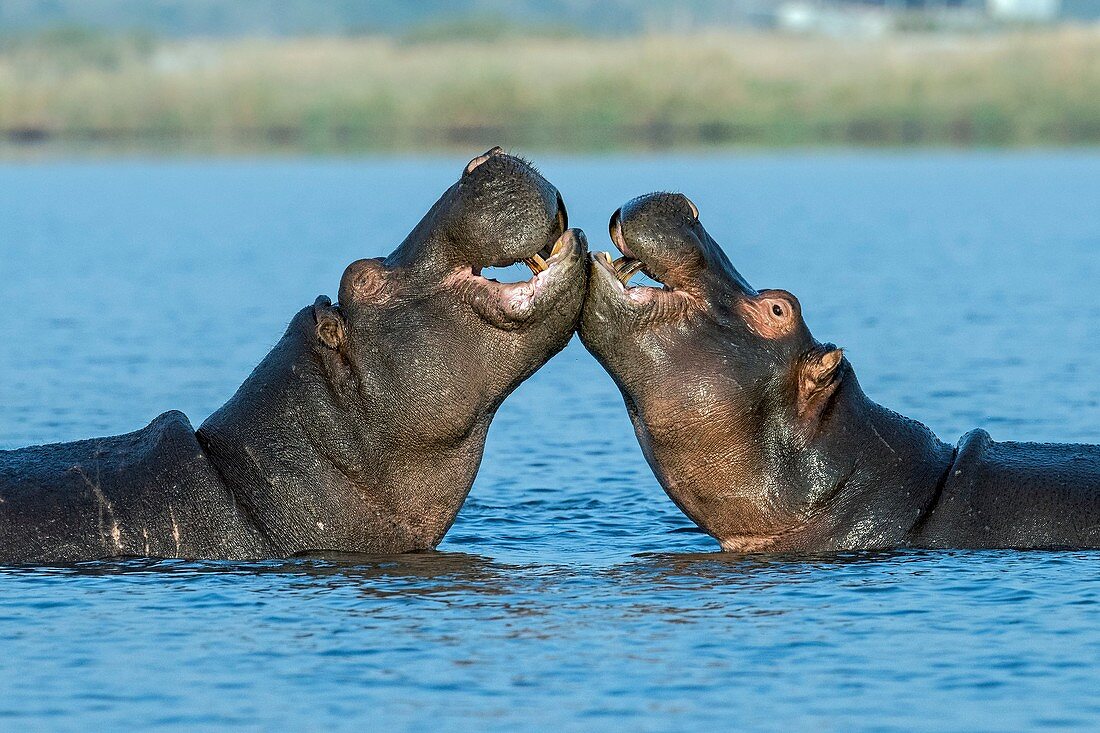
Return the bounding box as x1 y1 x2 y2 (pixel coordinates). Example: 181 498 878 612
2 27 1100 152
396 14 585 45
0 26 156 71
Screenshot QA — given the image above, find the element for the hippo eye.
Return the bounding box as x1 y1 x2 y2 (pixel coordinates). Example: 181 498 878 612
772 304 784 317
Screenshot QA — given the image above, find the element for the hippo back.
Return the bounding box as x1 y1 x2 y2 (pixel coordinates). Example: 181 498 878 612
917 429 1100 549
0 411 269 563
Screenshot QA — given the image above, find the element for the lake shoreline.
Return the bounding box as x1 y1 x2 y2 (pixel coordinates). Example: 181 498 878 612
4 137 1100 162
4 28 1100 152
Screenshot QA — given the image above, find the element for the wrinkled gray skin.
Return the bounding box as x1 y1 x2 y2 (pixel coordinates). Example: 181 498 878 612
581 192 1100 552
0 148 588 564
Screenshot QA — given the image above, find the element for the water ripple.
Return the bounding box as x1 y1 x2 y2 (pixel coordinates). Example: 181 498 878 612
1 154 1099 730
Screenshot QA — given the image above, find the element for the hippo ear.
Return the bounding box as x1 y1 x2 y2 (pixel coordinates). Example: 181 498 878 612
313 295 346 350
339 258 390 305
797 346 844 422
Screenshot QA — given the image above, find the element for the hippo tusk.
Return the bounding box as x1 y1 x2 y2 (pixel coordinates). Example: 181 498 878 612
524 254 549 275
614 257 644 285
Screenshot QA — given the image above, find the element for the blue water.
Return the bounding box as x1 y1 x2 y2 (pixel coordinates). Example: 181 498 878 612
0 153 1098 730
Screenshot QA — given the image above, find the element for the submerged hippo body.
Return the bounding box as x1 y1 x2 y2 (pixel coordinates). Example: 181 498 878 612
581 192 1100 552
0 148 588 564
0 412 268 561
918 431 1100 548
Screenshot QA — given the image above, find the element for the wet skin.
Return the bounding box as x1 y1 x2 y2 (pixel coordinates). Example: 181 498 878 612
581 192 1100 552
0 148 588 563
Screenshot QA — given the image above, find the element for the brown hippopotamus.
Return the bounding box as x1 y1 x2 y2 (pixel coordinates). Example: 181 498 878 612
581 192 1100 552
0 148 588 564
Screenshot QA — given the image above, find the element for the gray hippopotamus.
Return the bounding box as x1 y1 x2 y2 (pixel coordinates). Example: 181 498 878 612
581 192 1100 552
0 148 588 563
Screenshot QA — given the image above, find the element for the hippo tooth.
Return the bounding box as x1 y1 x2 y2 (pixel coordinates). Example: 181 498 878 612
524 254 548 275
616 259 644 285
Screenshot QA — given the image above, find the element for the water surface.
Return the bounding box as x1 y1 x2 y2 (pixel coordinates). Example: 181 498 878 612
1 153 1098 730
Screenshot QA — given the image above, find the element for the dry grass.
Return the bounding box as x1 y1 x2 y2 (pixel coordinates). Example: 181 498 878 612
2 28 1100 150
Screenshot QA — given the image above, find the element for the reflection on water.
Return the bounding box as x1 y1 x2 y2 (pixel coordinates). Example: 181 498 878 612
0 153 1098 730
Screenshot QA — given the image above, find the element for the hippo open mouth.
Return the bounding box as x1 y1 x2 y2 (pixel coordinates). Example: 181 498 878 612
457 229 584 326
586 202 702 317
369 147 586 331
450 192 586 328
595 207 669 291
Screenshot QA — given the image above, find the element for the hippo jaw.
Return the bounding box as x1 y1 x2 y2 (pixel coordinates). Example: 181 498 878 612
585 199 704 323
441 159 585 330
580 192 853 551
447 226 587 330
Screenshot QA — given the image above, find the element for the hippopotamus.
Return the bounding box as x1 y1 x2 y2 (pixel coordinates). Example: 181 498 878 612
581 192 1100 552
0 147 588 564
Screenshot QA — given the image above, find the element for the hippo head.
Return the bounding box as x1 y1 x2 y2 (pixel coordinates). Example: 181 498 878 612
580 192 848 551
313 148 587 444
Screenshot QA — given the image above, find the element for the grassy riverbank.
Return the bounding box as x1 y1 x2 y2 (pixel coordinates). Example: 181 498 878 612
2 27 1100 152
